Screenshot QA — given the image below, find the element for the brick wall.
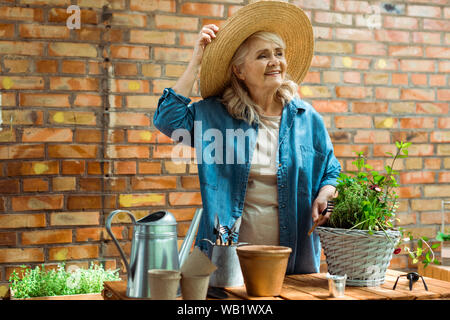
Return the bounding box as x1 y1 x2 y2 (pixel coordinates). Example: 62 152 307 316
0 0 448 295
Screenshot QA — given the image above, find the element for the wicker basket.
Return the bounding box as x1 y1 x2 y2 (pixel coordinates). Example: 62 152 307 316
316 226 401 287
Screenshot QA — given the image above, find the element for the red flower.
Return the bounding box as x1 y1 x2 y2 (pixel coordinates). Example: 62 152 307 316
369 184 382 192
393 248 401 255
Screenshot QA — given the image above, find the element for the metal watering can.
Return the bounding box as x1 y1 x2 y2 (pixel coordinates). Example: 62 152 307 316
105 208 203 298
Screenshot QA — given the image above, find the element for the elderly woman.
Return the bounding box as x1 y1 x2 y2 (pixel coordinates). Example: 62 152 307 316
153 1 341 274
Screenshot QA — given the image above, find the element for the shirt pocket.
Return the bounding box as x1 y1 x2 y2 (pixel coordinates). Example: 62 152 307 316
297 145 327 197
198 164 218 190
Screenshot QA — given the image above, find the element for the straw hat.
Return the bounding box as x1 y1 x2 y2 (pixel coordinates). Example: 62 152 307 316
200 0 314 99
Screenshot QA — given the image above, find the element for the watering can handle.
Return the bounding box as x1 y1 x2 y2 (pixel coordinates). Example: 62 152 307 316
105 210 137 276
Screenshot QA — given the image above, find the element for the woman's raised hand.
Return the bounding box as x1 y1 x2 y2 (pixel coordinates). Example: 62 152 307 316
191 24 219 67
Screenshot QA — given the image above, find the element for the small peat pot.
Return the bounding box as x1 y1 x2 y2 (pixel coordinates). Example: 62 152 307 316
236 245 292 297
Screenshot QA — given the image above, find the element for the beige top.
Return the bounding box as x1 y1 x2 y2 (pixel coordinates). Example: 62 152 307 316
239 114 281 246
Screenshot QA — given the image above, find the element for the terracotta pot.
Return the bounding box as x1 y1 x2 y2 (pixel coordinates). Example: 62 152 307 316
236 245 292 297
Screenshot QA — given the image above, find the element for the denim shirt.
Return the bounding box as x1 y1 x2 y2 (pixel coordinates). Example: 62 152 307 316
153 87 341 274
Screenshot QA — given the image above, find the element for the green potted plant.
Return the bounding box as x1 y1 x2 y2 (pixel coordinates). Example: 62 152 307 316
7 262 120 300
316 141 440 287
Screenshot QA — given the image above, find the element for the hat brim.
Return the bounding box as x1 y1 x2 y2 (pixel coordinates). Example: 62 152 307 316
200 1 314 99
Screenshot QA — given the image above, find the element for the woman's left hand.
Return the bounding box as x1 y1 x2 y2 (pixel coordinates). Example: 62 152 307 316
311 185 336 226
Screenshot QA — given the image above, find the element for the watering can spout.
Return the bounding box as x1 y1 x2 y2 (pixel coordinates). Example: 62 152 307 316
178 208 203 268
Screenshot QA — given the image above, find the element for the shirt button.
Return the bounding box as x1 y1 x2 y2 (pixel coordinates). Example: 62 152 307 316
278 163 282 167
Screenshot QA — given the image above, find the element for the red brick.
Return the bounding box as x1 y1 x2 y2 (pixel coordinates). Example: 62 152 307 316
438 172 450 183
312 100 348 113
424 158 441 170
431 131 450 143
79 178 102 191
106 145 149 159
23 178 49 192
407 5 442 18
50 211 100 226
19 24 69 39
75 129 101 143
138 162 161 174
19 93 70 107
169 192 202 206
181 3 224 16
430 75 446 87
400 117 434 129
74 94 102 107
384 16 418 29
437 89 450 101
400 60 435 72
6 161 59 176
335 86 370 99
62 160 85 175
389 45 422 57
0 145 44 159
12 195 63 211
400 171 435 184
0 248 44 263
0 213 46 228
114 161 137 175
0 179 19 194
426 47 450 59
50 77 99 91
0 7 43 22
36 60 58 73
423 19 450 31
119 193 165 208
375 87 400 100
155 14 198 30
104 177 127 192
417 103 448 114
333 144 369 158
22 128 73 142
335 116 372 128
397 186 421 199
408 144 435 156
130 0 176 12
48 8 97 24
0 23 14 37
391 73 408 85
181 176 200 189
22 229 72 245
355 42 386 56
0 76 44 89
411 74 427 86
353 130 390 144
109 112 150 127
67 196 102 210
114 62 138 76
352 102 387 113
311 55 331 68
49 145 98 159
401 89 435 101
111 79 149 93
48 245 98 261
110 45 149 59
111 12 147 27
131 176 177 190
412 32 441 45
62 60 86 74
335 28 373 41
0 232 16 246
334 0 369 12
439 61 450 73
343 72 360 84
375 30 410 43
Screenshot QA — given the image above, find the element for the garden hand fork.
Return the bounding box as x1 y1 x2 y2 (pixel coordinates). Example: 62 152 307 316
308 200 334 236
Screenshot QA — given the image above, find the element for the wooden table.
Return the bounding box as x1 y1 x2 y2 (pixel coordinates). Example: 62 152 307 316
102 269 450 300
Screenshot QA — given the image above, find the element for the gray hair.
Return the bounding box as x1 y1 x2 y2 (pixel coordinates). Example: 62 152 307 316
220 31 299 125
